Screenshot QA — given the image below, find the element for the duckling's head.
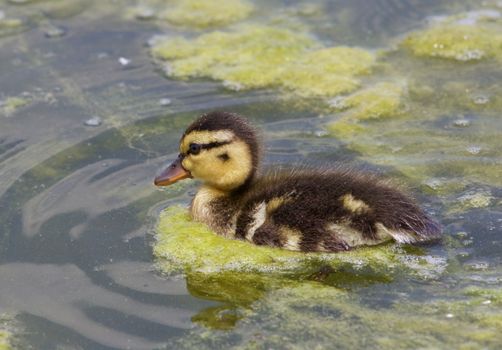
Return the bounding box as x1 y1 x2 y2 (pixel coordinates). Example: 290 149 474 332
154 111 260 192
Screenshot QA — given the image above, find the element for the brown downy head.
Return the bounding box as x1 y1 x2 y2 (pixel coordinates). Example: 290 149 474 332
154 111 260 192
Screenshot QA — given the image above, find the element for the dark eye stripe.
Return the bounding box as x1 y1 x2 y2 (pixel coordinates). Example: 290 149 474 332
185 140 232 155
200 140 232 150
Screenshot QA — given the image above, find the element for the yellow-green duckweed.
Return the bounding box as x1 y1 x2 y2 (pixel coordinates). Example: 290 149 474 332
154 206 446 279
151 24 375 97
161 0 253 28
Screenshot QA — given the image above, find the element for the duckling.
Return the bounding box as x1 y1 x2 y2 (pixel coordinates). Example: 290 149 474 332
154 111 441 252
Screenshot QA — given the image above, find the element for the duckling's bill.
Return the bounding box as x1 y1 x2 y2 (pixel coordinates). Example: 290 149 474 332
154 156 191 186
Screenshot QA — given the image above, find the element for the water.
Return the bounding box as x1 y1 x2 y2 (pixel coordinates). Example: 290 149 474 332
1 0 501 349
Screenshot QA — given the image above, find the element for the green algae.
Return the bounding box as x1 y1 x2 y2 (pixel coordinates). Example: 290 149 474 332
0 332 10 350
0 315 12 350
166 280 502 349
453 189 494 211
328 114 502 199
1 97 28 116
161 0 253 28
278 46 374 97
151 24 375 97
326 60 502 199
152 25 318 89
402 13 502 62
0 332 9 350
329 81 405 120
463 286 502 306
155 206 446 279
328 109 502 194
0 15 22 29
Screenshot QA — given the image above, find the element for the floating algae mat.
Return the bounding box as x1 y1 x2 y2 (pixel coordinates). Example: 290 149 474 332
154 206 447 279
151 24 375 97
0 332 10 350
160 0 254 28
0 96 28 117
0 315 13 350
166 280 502 349
324 10 502 208
402 10 502 62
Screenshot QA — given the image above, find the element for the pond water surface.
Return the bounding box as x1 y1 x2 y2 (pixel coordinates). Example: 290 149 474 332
0 0 501 349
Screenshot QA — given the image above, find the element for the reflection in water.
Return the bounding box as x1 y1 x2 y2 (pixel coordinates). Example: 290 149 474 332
0 263 194 349
0 0 501 349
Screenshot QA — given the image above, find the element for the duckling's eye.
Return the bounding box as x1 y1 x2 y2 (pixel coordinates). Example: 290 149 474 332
188 143 201 155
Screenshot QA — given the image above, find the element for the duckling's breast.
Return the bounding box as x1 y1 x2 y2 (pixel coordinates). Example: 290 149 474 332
191 186 238 238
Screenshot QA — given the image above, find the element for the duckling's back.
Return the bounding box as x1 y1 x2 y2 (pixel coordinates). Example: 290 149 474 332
234 168 441 252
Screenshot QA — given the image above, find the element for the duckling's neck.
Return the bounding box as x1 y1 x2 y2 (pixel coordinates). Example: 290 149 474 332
191 185 246 238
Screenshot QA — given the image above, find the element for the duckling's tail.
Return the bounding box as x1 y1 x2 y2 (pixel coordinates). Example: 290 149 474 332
379 214 441 244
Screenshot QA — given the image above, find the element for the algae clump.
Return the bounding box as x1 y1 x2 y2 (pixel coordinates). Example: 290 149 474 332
161 0 253 28
0 10 22 33
167 281 502 349
0 315 12 350
1 97 28 116
328 82 405 147
154 206 446 279
403 14 502 62
151 25 375 97
330 82 405 120
0 331 10 350
279 47 375 97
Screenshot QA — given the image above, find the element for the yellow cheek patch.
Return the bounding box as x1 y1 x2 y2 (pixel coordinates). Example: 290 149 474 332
182 157 193 170
341 194 370 214
180 130 235 154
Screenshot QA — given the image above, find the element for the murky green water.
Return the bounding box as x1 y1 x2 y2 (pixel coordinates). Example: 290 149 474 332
1 0 501 349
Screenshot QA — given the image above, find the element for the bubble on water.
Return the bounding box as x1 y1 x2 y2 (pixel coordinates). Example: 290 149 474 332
44 25 67 38
466 145 482 154
327 96 347 109
159 98 171 106
465 261 490 271
445 313 454 318
134 6 155 20
482 300 492 305
223 80 244 91
456 251 470 259
472 94 489 105
423 178 443 190
118 57 131 66
97 52 109 59
461 239 473 247
314 130 328 137
455 49 484 61
453 119 470 127
83 116 102 127
454 231 468 239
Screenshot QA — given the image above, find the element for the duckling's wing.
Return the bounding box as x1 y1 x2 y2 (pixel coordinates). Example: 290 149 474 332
235 168 440 252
